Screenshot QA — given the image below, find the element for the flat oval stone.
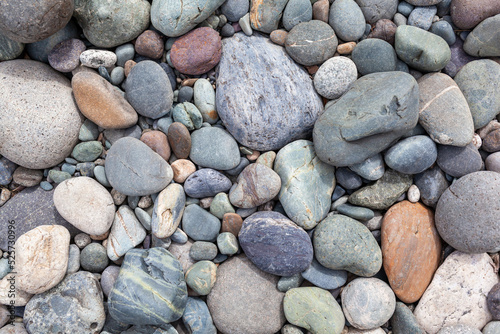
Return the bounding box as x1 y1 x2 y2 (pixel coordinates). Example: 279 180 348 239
217 33 322 151
282 0 312 31
0 60 83 169
108 248 188 325
436 143 482 178
463 14 500 57
275 140 336 230
189 127 240 170
285 20 338 66
72 71 138 129
301 259 347 290
451 0 500 30
351 38 397 75
313 71 419 167
313 214 382 276
182 204 221 241
435 171 500 253
168 122 191 159
107 205 147 260
284 287 345 334
79 50 117 68
414 252 499 333
152 183 185 238
384 135 437 174
454 59 500 129
185 261 217 295
239 211 313 276
355 0 398 24
182 297 217 334
72 141 103 162
395 25 451 72
184 169 232 198
190 241 218 261
313 56 358 100
105 137 173 196
382 201 441 303
329 0 365 41
414 165 449 208
140 130 171 161
193 79 218 124
207 255 286 334
249 0 288 33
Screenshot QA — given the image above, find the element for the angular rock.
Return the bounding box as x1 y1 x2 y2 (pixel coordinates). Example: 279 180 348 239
152 183 185 239
189 127 240 170
463 14 500 57
107 205 147 261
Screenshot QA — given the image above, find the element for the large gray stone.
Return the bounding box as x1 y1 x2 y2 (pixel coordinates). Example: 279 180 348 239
354 0 398 24
189 127 241 170
329 0 365 41
463 14 500 57
216 33 323 151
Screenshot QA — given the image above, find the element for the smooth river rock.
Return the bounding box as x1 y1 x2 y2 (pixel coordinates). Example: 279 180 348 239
152 183 186 238
463 14 500 57
189 127 241 170
249 0 289 33
451 0 500 30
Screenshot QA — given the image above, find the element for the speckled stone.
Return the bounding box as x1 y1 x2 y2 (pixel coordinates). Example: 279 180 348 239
352 38 397 75
313 56 358 100
414 166 449 208
48 39 86 73
436 143 482 178
184 169 232 198
463 14 500 57
451 0 500 30
80 242 109 273
185 261 217 295
483 322 500 334
182 204 221 241
189 127 240 170
391 302 425 334
437 324 482 334
79 50 117 68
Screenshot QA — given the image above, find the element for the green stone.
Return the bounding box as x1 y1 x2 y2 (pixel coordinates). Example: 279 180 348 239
172 102 203 130
48 170 71 184
72 141 103 162
463 14 500 57
210 193 235 219
336 203 374 221
283 287 345 334
277 274 304 292
185 260 217 295
217 232 239 255
391 302 425 334
0 31 24 61
348 169 412 210
190 241 218 261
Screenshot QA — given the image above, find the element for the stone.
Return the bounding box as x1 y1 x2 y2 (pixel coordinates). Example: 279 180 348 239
414 251 499 333
229 163 281 208
105 137 173 196
436 143 482 178
0 323 28 333
391 302 425 334
270 29 288 45
104 125 142 144
0 272 33 306
171 27 222 75
341 278 396 330
217 33 323 151
193 79 218 124
313 0 329 22
80 242 109 273
395 25 451 71
313 72 419 167
140 130 171 161
221 213 244 236
107 205 147 261
443 38 478 78
210 193 235 219
367 19 398 45
108 248 188 325
152 183 185 239
168 122 192 159
313 214 382 277
151 0 225 37
171 159 196 183
430 20 456 45
189 127 240 170
282 0 312 31
488 284 500 318
0 60 83 169
23 272 105 334
249 0 288 33
15 225 70 294
217 232 238 255
66 244 80 275
169 239 196 272
135 30 164 59
72 141 103 162
125 60 173 119
384 136 437 174
451 0 500 30
48 39 86 73
53 177 115 235
79 119 99 142
486 152 500 173
351 38 397 75
408 6 437 30
437 324 482 334
329 0 365 42
405 0 440 4
190 241 218 261
185 261 217 295
182 204 221 241
285 20 338 66
277 274 303 293
355 0 398 24
182 297 217 334
463 15 500 57
301 259 347 290
454 60 500 129
101 265 121 297
79 50 117 68
207 255 286 334
435 171 500 253
0 157 17 186
184 169 232 199
414 166 448 207
284 287 345 334
483 322 500 334
313 56 358 100
348 169 413 210
239 211 313 276
49 170 72 183
417 73 473 146
382 201 441 303
73 0 150 48
483 129 500 152
221 0 249 22
349 154 385 181
337 204 374 221
0 31 24 61
72 71 138 129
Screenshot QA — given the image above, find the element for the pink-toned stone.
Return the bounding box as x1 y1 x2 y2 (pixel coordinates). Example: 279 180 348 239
451 0 500 30
135 30 164 59
312 0 329 22
171 159 196 183
140 130 171 161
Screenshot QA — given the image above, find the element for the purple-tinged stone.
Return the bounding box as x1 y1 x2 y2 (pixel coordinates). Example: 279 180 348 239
48 38 86 73
184 168 232 198
443 38 479 78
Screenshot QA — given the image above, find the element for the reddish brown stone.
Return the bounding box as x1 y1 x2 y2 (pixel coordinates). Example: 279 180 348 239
312 0 329 23
381 201 442 303
367 19 397 45
170 27 222 75
167 122 191 159
483 129 500 152
135 30 164 59
140 130 171 161
451 0 500 30
124 59 136 77
270 30 288 46
222 213 243 236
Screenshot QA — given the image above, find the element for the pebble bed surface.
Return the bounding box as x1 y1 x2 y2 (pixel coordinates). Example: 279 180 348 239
0 0 500 333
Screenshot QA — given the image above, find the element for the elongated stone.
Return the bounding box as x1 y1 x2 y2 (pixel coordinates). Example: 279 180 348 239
152 183 185 239
107 205 147 261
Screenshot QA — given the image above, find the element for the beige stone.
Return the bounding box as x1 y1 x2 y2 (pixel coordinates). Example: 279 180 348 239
0 322 28 334
152 183 185 238
171 159 196 183
0 273 32 307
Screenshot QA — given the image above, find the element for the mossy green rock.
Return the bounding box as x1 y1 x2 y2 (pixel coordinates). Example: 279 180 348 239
108 247 188 325
185 261 217 295
71 140 103 162
395 25 451 72
313 214 382 277
283 287 345 334
210 193 235 219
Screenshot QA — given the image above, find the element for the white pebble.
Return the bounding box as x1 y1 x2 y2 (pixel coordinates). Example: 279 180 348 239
239 13 253 36
472 133 482 149
80 49 117 69
407 184 420 203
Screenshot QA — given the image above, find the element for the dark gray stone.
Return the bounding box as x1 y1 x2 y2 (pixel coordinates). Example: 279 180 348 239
335 167 362 190
414 166 449 208
239 211 313 276
355 0 398 24
488 283 500 320
184 169 232 198
329 0 365 41
183 297 217 334
313 71 419 167
108 248 188 325
430 21 456 45
391 302 425 334
182 204 221 241
225 157 250 176
189 127 241 170
80 243 109 273
221 0 249 22
178 86 194 103
436 143 482 178
384 135 437 174
408 6 437 30
104 125 142 144
351 38 397 75
301 259 347 290
216 33 323 151
249 0 288 33
283 0 312 31
463 14 500 57
0 156 17 186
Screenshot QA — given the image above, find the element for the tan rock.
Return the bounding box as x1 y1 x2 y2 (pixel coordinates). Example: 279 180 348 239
140 130 171 161
171 159 196 183
12 167 43 187
0 273 32 306
382 201 441 303
337 42 356 55
270 30 288 46
152 183 185 238
0 322 28 334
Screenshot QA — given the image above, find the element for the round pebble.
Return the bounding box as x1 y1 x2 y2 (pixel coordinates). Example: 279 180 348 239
313 56 357 99
80 243 109 273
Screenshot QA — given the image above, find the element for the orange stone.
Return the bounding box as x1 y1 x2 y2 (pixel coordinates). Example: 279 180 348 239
222 213 244 237
171 159 196 183
337 42 356 55
140 130 171 161
381 200 441 303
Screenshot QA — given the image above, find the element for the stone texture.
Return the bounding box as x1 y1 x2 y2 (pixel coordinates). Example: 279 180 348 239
48 38 86 73
0 60 83 169
107 205 147 261
168 122 191 159
135 30 164 59
249 0 289 33
463 14 500 57
193 78 218 124
189 127 240 170
483 129 500 152
414 165 449 208
152 183 185 239
182 297 217 334
184 169 232 198
0 31 24 61
185 261 217 295
451 0 500 30
0 323 28 334
282 0 312 31
12 167 43 187
329 0 365 42
487 283 500 319
414 251 499 333
367 19 398 45
140 130 171 161
443 38 478 78
216 33 323 151
352 38 397 75
182 204 221 242
355 0 398 24
391 302 425 334
384 135 437 174
301 259 347 290
437 324 482 334
313 56 358 100
436 143 482 178
221 0 249 22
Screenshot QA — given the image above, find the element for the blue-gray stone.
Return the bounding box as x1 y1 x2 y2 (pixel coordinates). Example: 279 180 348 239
171 228 188 244
80 242 109 273
414 165 449 208
105 137 173 196
128 195 140 210
436 0 451 16
210 193 235 219
121 325 177 334
217 33 323 150
104 125 142 144
313 214 382 276
337 204 375 221
184 168 232 198
79 119 99 142
72 141 103 162
396 59 410 73
408 6 437 30
335 167 362 190
329 0 365 41
277 274 304 293
182 298 217 334
221 23 236 37
217 232 239 255
221 0 249 22
177 86 194 103
225 157 250 176
159 63 177 91
283 0 313 31
189 127 241 170
40 181 54 191
331 186 346 201
182 204 221 241
213 253 228 263
108 248 188 325
301 259 348 290
0 258 12 280
239 211 313 276
99 66 111 82
352 38 397 75
107 205 147 260
313 71 419 167
110 66 125 86
430 21 456 45
172 102 203 130
483 322 500 334
398 1 414 16
151 0 226 37
463 14 500 57
0 156 17 186
436 143 482 178
125 60 174 119
274 140 336 230
151 235 172 249
135 207 152 231
190 241 218 260
65 157 79 164
65 244 80 276
0 31 24 61
384 135 437 174
157 116 173 134
94 165 111 187
349 154 385 181
77 162 95 177
354 0 398 24
249 0 288 33
115 44 135 67
48 170 72 183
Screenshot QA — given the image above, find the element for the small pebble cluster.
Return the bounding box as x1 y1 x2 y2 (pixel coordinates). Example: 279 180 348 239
0 0 500 333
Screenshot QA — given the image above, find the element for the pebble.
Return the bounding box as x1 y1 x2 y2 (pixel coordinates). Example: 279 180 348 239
408 6 437 30
184 260 217 296
443 38 478 78
220 23 236 37
337 204 374 221
341 278 396 330
483 322 500 334
329 0 366 41
170 159 196 183
483 129 500 152
182 297 217 334
193 79 218 124
80 242 109 273
221 213 244 236
384 135 437 174
221 0 249 22
488 283 500 319
172 102 203 130
48 169 71 183
450 0 500 30
189 127 240 170
352 38 397 75
0 157 17 186
301 259 347 290
79 119 99 142
277 274 303 292
249 0 288 33
367 19 398 45
101 265 121 297
135 30 164 59
355 0 398 24
178 86 194 103
313 214 382 276
151 183 185 239
71 141 103 162
391 302 425 334
238 13 253 35
210 193 234 219
79 50 117 68
48 39 86 73
464 16 500 57
430 21 456 45
217 232 239 255
336 168 363 189
65 244 80 275
313 0 329 22
284 287 345 334
168 122 192 159
189 241 217 261
407 184 420 202
0 31 24 62
104 125 142 144
398 1 414 16
486 152 500 172
436 143 483 178
182 204 221 241
393 12 408 26
107 205 147 261
54 177 115 235
349 154 385 181
313 56 358 99
282 0 313 31
207 255 286 334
